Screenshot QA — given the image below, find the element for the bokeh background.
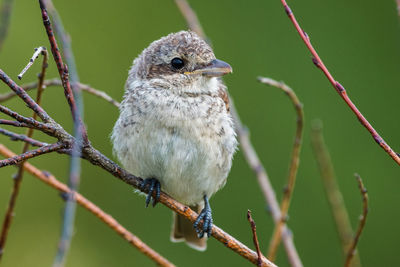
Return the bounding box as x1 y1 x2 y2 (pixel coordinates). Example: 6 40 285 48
0 0 399 266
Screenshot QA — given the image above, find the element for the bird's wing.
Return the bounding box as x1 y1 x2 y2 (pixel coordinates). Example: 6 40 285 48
218 83 230 113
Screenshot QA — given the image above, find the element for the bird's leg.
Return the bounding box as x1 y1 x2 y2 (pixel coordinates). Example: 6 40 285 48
193 195 213 238
139 178 161 207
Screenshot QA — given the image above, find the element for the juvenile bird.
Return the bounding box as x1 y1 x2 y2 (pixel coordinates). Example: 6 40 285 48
111 31 237 251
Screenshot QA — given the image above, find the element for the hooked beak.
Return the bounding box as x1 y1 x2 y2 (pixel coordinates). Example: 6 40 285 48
187 59 232 77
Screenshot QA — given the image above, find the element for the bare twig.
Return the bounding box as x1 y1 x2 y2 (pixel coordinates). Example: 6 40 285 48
247 210 263 267
174 0 206 39
0 70 51 122
311 120 360 266
258 77 303 261
345 174 368 267
0 142 64 167
0 0 13 52
0 79 120 108
17 47 47 79
0 104 57 135
39 0 88 144
0 47 48 260
278 0 400 165
0 144 175 267
0 128 47 147
40 1 84 265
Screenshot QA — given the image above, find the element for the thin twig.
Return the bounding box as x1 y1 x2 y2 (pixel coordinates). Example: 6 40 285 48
0 144 175 267
174 0 206 39
0 79 120 108
0 104 57 135
278 0 400 165
40 1 84 265
17 47 47 79
39 0 88 144
247 210 263 267
258 77 303 261
345 174 368 267
0 0 13 52
311 120 360 266
0 142 64 167
0 128 47 147
0 70 51 122
174 1 302 265
0 47 48 260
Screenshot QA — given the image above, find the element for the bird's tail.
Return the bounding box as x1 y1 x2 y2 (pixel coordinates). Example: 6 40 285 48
170 204 206 251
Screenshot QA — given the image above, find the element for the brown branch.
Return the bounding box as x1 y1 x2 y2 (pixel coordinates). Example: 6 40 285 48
0 128 47 147
0 144 175 267
39 0 88 145
311 120 360 266
258 77 304 261
0 142 64 167
0 70 51 122
345 174 368 267
247 210 263 267
174 1 302 265
0 47 48 260
279 0 400 165
0 119 31 128
0 104 57 136
41 1 84 265
0 79 120 108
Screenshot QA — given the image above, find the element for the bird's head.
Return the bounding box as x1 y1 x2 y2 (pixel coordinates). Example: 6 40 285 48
127 31 232 94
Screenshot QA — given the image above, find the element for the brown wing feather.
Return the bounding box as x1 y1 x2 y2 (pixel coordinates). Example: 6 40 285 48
218 83 230 113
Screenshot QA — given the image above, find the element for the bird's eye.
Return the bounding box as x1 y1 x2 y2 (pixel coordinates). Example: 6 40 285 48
171 58 185 69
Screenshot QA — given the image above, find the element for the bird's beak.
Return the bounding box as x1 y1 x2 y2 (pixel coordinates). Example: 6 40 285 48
187 59 232 77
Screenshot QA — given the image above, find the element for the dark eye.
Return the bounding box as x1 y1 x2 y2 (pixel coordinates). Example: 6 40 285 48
171 57 185 69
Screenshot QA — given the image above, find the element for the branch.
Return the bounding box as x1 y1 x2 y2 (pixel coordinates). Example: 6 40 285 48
17 46 47 80
0 104 58 136
258 78 303 261
0 0 13 52
345 174 368 267
0 144 175 267
39 1 85 265
0 70 51 122
0 46 48 259
311 120 360 266
174 0 206 39
0 79 120 108
174 1 302 265
0 128 47 147
278 0 400 165
38 0 88 144
0 142 64 167
247 210 263 267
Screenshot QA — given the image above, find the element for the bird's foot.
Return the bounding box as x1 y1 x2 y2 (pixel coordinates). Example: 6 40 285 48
139 178 161 207
193 195 213 238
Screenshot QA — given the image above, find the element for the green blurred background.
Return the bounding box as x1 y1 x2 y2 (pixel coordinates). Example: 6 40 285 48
0 0 399 266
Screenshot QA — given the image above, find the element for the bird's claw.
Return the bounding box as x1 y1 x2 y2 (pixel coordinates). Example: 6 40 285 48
193 195 213 238
140 178 161 207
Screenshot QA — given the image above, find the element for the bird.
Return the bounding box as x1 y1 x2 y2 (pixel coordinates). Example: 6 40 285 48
111 30 237 251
